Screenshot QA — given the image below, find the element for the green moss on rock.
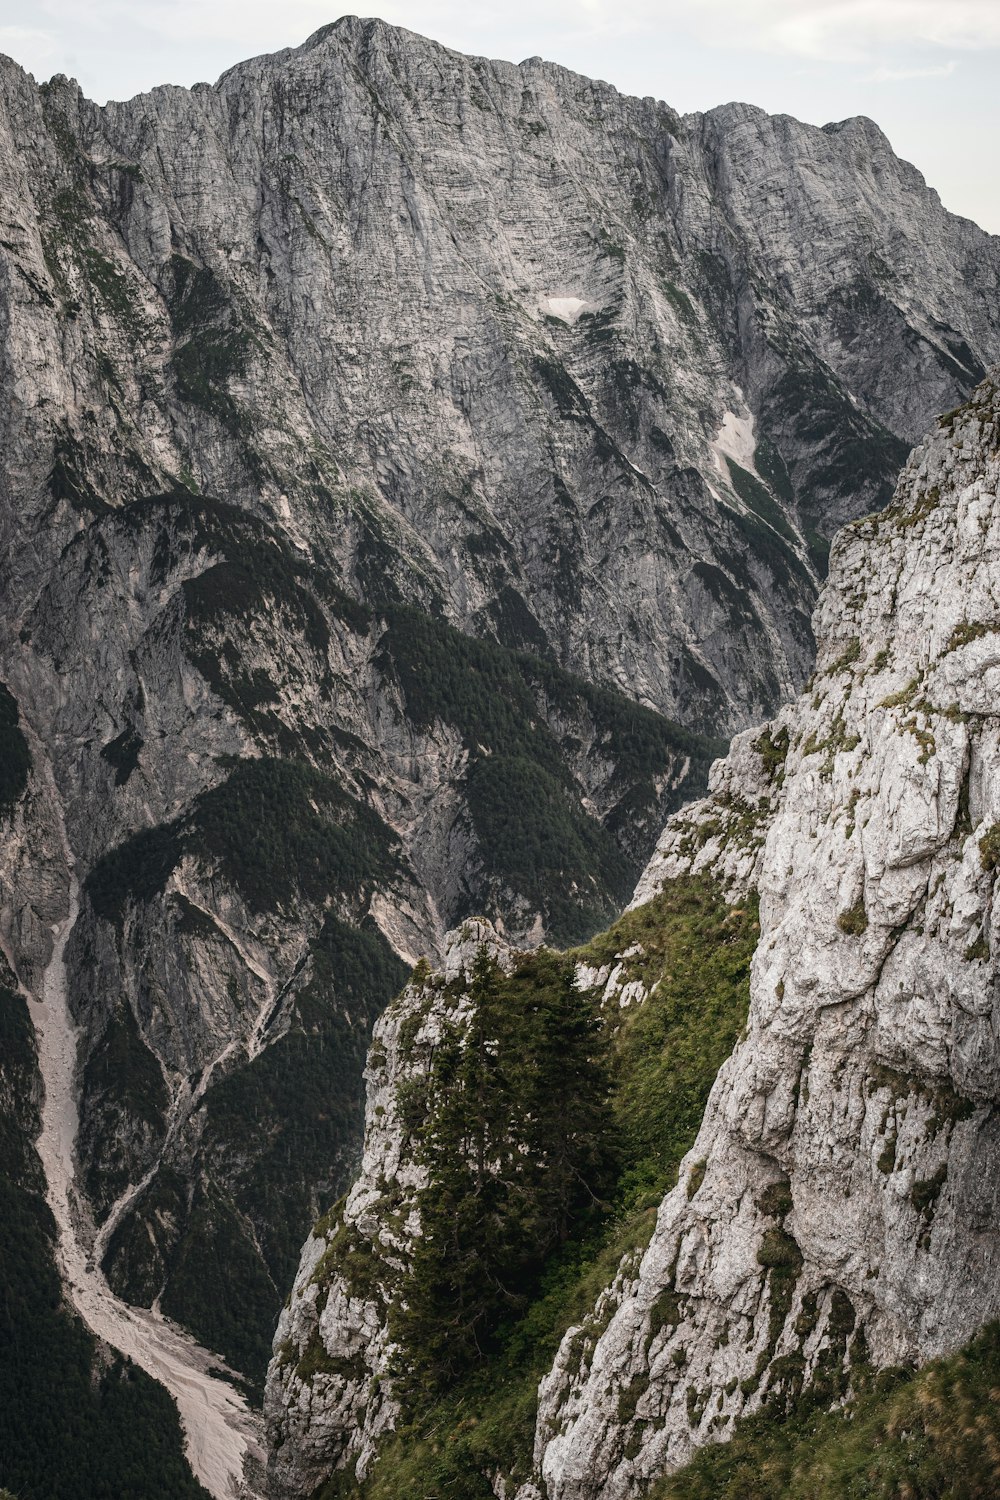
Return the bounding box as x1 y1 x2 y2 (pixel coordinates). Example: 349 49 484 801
313 876 759 1498
653 1322 1000 1499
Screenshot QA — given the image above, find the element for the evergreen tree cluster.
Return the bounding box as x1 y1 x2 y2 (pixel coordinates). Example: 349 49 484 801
86 755 400 921
391 947 616 1402
0 682 31 816
315 877 760 1500
380 603 720 942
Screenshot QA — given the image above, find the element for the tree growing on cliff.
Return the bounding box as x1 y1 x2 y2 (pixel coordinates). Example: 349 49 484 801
391 946 614 1402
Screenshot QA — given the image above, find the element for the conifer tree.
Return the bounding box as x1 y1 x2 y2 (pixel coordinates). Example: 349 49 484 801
519 951 616 1251
392 945 615 1403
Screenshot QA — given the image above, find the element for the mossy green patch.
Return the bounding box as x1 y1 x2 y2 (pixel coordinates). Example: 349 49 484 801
81 1001 169 1211
725 458 797 544
888 483 942 531
979 823 1000 874
826 637 861 676
753 724 789 781
315 876 758 1497
837 896 868 936
0 980 208 1499
946 620 992 652
587 881 758 1180
85 757 401 920
653 1322 1000 1500
379 603 720 943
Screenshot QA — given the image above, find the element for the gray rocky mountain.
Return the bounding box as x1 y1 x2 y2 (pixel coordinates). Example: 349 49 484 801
265 374 1000 1498
0 10 998 1461
525 378 1000 1500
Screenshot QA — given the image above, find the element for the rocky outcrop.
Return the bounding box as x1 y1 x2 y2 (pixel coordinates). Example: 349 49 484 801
2 18 998 734
267 374 1000 1497
1 493 708 1380
524 374 1000 1497
0 705 237 1499
266 918 516 1496
1 12 999 1396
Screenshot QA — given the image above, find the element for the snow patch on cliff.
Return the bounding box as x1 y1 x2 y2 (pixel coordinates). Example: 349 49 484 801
539 295 602 324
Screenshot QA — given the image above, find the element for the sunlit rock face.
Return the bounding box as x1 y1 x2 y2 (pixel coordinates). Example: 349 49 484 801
526 377 1000 1498
0 13 998 1397
266 375 1000 1498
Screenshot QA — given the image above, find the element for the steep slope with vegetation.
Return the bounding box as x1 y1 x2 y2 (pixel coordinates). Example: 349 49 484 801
266 880 760 1498
267 374 1000 1498
0 727 210 1500
24 495 710 1389
654 1321 1000 1500
521 375 1000 1498
0 13 998 1473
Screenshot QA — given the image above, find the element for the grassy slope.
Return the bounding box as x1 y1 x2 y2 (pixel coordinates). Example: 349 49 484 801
315 868 1000 1500
656 1322 1000 1500
317 876 760 1498
75 504 720 1386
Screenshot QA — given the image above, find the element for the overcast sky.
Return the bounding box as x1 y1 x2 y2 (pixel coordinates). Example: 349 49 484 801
2 1 998 232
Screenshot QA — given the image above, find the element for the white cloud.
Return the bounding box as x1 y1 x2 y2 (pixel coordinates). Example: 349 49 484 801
0 23 57 58
863 58 957 82
0 23 66 85
11 1 1000 70
761 1 1000 60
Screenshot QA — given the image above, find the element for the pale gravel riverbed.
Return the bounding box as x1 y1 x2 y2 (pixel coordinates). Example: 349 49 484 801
30 820 264 1498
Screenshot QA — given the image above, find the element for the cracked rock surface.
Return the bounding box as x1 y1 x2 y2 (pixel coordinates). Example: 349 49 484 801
525 375 1000 1498
2 18 998 735
1 11 999 1403
268 375 1000 1497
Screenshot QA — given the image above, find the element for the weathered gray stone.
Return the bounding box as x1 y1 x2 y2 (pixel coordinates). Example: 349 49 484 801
1 14 999 1471
526 376 1000 1498
268 375 1000 1498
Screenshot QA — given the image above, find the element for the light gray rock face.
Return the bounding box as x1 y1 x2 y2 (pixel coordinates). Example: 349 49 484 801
2 486 701 1383
266 918 515 1497
524 376 1000 1498
268 375 1000 1497
1 18 998 734
1 11 999 1393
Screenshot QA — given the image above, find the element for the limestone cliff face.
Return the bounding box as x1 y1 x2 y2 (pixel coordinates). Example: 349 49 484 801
1 13 999 1391
266 919 516 1496
2 18 998 734
525 375 1000 1498
267 374 1000 1497
3 494 701 1385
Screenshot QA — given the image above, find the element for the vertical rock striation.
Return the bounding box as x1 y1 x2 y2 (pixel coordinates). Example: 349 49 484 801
528 374 1000 1497
267 374 1000 1497
1 11 999 1408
